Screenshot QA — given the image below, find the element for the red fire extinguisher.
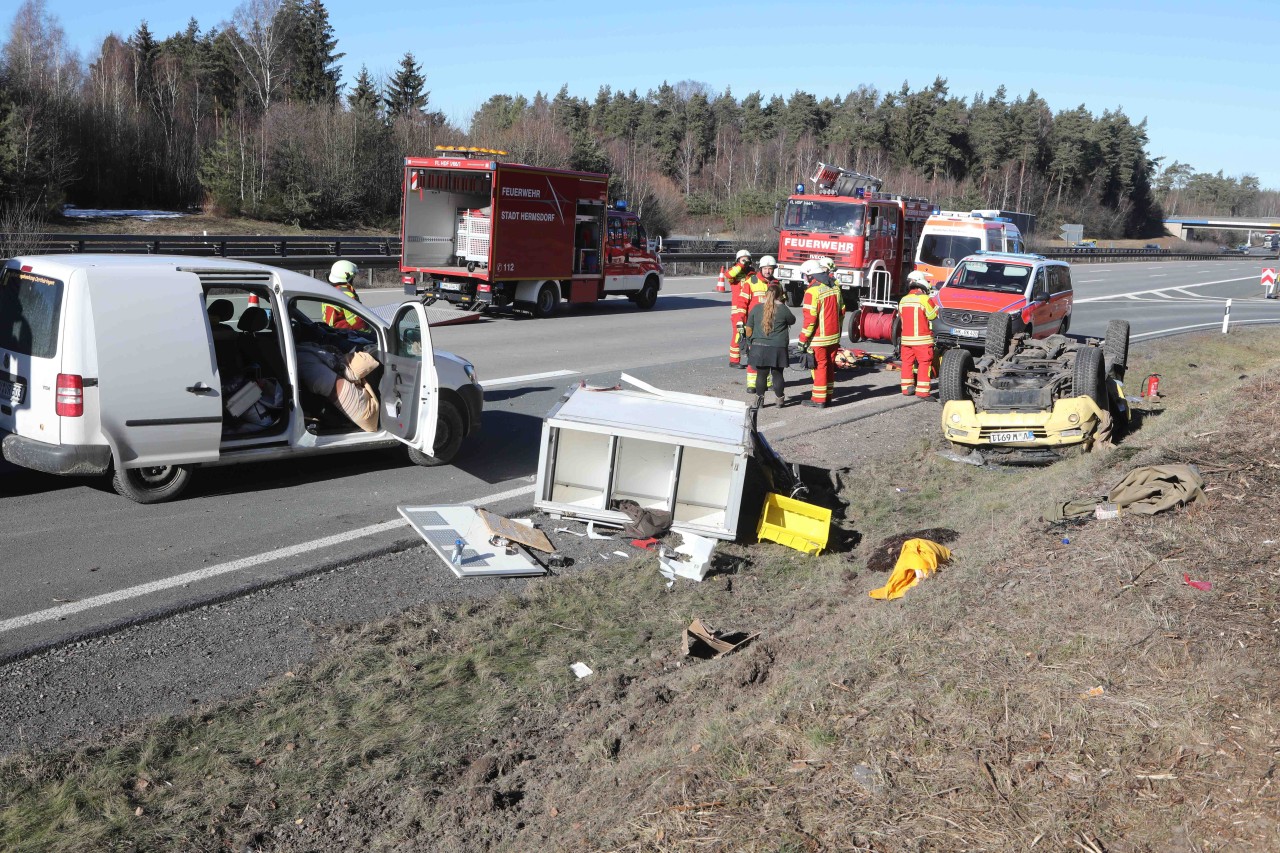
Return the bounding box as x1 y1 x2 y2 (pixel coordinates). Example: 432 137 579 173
1142 373 1161 399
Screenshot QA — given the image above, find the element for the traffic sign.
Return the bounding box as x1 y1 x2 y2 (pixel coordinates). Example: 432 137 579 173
1262 268 1276 287
1059 224 1083 243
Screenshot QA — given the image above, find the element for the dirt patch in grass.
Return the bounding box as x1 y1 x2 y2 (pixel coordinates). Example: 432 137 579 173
3 331 1280 852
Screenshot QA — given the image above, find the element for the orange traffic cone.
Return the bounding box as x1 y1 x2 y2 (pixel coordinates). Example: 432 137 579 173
247 293 259 307
716 267 727 292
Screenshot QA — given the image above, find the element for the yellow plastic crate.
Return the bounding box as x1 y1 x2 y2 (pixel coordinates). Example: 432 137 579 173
756 493 831 555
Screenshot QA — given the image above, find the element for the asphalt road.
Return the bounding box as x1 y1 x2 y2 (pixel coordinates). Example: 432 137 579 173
2 259 1278 659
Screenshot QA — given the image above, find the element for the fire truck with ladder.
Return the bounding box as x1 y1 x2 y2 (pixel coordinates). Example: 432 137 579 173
772 163 932 348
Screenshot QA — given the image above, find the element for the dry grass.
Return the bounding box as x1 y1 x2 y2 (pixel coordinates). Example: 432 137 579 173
2 331 1279 852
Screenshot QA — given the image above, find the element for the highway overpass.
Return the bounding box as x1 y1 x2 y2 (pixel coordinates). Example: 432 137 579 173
1165 216 1280 240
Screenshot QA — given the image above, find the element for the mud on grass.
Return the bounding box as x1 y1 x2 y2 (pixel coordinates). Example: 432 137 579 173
2 331 1280 852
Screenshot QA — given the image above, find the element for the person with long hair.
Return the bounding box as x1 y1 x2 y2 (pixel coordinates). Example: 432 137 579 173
743 283 796 408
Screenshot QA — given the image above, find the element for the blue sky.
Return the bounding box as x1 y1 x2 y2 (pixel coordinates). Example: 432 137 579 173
36 0 1280 188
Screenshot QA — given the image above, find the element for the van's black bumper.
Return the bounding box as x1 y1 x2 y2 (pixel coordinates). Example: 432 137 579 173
1 430 111 476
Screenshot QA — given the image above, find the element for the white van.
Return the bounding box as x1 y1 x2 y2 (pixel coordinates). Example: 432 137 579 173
0 255 482 503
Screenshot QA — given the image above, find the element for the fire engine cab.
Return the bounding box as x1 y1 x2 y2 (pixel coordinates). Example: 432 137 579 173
773 163 932 346
400 147 663 318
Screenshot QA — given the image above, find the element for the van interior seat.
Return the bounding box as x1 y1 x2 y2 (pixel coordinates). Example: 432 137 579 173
235 305 288 384
207 298 244 377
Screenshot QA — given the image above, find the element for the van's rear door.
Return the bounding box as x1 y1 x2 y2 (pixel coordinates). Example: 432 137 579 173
0 265 65 446
89 267 221 468
378 302 439 454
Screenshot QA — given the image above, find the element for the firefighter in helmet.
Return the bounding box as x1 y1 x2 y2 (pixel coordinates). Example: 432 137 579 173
797 258 844 408
743 255 778 394
322 260 370 332
727 249 753 368
898 271 938 398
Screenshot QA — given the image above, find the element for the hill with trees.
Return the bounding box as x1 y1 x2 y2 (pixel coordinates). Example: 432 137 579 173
0 0 1272 236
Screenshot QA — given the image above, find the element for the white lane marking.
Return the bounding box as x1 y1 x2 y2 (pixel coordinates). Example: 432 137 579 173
1076 274 1254 303
0 483 538 635
1077 278 1104 282
758 420 788 431
483 370 579 388
1148 273 1167 277
1132 318 1280 340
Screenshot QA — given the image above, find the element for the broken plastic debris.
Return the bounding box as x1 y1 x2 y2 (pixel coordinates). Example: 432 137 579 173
658 533 717 584
631 537 659 550
570 662 593 679
1081 686 1105 699
938 449 984 467
612 550 629 558
1183 573 1212 591
586 522 613 540
1094 502 1119 520
554 527 587 538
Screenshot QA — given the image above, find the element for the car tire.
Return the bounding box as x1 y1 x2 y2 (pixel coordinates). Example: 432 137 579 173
1072 345 1106 409
112 464 193 504
632 277 659 310
985 312 1013 359
1104 319 1130 376
407 400 465 467
939 347 973 404
1059 313 1070 336
531 283 558 318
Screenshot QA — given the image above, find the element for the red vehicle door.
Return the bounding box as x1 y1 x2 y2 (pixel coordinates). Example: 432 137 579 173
1026 266 1055 334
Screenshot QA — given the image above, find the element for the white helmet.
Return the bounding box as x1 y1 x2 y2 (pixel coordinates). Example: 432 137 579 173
735 249 751 261
798 259 824 278
758 255 777 268
818 256 837 273
907 271 930 289
329 259 358 284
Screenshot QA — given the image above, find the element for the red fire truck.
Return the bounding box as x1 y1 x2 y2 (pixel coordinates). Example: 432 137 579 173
772 163 932 346
400 147 663 317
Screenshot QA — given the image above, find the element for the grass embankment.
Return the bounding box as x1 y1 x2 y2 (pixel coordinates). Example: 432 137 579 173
3 331 1279 852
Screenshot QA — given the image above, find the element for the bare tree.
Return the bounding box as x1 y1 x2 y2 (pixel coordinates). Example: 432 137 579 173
225 0 293 112
0 201 48 260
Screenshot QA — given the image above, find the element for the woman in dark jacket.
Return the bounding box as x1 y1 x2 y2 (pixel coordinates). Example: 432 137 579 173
743 284 796 407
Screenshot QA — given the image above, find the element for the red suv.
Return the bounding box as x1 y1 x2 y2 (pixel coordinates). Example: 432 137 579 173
932 253 1073 350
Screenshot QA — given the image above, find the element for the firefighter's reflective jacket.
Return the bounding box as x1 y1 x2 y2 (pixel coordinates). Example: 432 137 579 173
322 282 370 331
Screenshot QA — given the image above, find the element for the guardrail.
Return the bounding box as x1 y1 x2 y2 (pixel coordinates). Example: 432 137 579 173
0 233 403 271
4 233 1275 271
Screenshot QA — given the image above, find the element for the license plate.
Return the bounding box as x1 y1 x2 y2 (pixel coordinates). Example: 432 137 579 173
989 430 1035 443
438 282 461 292
0 378 24 405
952 327 982 338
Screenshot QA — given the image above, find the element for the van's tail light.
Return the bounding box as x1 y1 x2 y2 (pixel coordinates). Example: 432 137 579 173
56 373 84 417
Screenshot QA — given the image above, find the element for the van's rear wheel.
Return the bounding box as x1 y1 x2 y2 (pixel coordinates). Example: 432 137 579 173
407 400 465 467
112 464 193 504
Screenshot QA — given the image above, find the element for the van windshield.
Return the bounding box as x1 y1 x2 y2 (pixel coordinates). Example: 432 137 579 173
944 260 1030 294
918 234 981 266
783 200 864 236
0 267 64 358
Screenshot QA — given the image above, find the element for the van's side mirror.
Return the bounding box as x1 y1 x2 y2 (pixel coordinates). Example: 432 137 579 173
773 202 782 233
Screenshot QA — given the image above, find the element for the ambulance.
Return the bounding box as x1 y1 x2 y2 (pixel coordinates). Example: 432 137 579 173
914 211 1025 287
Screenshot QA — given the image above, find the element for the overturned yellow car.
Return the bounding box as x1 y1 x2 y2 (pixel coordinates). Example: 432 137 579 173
938 315 1130 463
